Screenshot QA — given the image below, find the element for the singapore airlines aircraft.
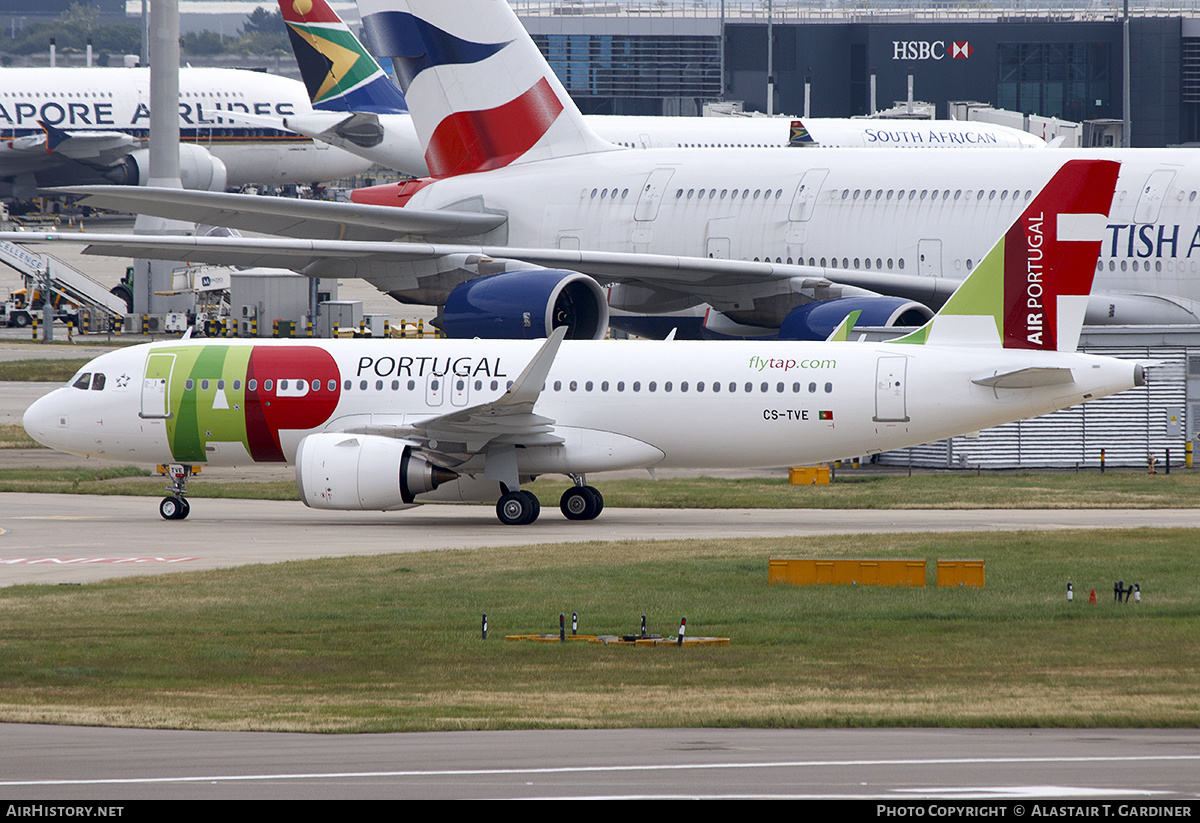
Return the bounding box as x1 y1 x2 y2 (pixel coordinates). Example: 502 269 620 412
29 0 1200 343
258 0 1041 180
0 66 373 198
21 159 1142 525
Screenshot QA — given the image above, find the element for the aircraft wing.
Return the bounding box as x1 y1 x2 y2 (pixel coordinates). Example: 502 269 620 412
0 230 960 308
49 185 505 241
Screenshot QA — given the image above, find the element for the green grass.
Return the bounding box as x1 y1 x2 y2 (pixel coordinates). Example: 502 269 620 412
0 529 1196 731
0 466 304 499
0 424 38 449
529 471 1200 509
0 358 91 382
4 466 1200 508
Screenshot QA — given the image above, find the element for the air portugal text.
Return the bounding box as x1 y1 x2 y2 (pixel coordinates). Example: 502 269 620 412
1025 211 1046 346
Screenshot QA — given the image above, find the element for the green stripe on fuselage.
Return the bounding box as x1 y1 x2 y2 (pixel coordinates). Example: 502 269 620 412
160 345 252 462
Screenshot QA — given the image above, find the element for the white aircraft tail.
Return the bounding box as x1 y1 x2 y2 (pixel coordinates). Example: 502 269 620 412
357 0 616 178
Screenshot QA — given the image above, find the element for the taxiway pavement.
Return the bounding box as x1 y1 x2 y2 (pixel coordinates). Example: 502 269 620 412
1 724 1197 799
3 492 1200 586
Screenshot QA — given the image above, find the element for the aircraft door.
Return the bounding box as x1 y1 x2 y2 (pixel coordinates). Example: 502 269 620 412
873 356 909 423
634 168 675 222
706 236 731 259
788 169 829 222
639 133 652 148
918 239 942 277
140 353 176 419
1133 168 1178 224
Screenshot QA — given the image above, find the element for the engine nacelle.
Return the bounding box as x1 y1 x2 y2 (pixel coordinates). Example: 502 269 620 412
778 296 933 341
103 144 229 192
295 433 458 511
442 269 609 340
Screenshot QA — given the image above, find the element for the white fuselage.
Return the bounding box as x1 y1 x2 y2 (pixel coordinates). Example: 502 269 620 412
23 337 1139 480
396 146 1200 323
310 111 1044 178
0 67 372 188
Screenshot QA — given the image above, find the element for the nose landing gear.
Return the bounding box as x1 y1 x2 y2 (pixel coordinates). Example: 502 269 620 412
158 463 197 521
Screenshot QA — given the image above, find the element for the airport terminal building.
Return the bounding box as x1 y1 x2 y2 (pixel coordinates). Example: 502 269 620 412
516 1 1199 148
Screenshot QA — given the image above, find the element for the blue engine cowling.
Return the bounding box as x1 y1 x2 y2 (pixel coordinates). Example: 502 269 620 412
778 296 933 341
442 269 610 340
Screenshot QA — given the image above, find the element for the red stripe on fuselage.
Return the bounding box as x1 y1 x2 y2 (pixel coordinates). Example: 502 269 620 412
244 346 342 462
424 76 564 178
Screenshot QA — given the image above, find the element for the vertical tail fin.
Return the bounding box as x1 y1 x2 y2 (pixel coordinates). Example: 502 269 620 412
788 120 816 147
356 0 615 178
278 0 409 114
895 158 1119 352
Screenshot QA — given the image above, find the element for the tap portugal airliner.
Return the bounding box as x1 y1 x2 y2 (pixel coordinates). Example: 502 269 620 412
21 159 1143 525
0 67 372 198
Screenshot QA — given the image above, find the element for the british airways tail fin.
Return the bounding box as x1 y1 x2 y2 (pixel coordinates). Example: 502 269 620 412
278 0 409 114
356 0 616 178
895 158 1119 352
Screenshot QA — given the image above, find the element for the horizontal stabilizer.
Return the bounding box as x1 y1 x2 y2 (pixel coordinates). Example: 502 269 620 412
971 367 1075 389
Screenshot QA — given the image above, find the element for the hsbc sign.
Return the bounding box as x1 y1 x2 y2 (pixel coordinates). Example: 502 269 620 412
892 40 973 60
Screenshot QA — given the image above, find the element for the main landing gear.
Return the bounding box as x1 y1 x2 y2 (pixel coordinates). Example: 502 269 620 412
496 489 540 526
559 484 603 521
494 477 604 526
158 463 195 521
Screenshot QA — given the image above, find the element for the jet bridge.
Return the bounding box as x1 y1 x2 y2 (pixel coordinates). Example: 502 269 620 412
0 238 128 330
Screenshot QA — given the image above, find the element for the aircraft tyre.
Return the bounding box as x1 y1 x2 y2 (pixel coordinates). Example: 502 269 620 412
497 490 540 525
560 486 603 520
159 496 190 521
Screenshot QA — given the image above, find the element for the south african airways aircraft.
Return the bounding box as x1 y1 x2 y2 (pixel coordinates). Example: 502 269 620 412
0 66 372 199
20 0 1200 340
22 159 1142 525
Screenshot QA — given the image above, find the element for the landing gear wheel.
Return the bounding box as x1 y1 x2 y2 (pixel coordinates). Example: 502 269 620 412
159 496 189 521
587 486 604 517
497 490 540 525
560 485 603 521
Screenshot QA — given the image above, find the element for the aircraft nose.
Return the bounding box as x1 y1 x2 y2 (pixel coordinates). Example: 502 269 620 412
22 389 65 450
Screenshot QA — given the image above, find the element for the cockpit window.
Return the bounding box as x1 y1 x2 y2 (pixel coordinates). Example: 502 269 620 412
91 373 106 391
72 373 91 390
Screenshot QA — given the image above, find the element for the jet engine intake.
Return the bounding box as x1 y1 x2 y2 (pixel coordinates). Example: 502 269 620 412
778 296 933 341
103 144 229 192
295 433 458 511
441 269 609 340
